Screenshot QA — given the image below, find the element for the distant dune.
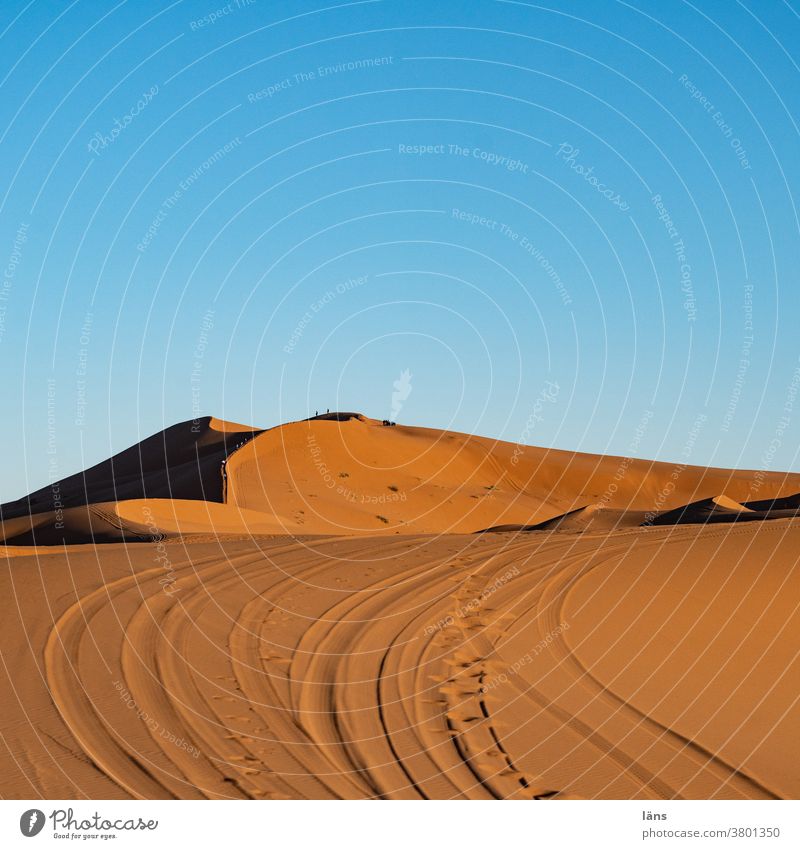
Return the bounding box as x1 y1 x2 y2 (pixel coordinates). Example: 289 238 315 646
0 416 261 522
3 412 798 542
1 413 798 799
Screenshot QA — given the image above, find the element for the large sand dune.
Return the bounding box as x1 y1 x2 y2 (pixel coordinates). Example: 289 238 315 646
4 413 798 540
0 417 261 523
1 414 799 799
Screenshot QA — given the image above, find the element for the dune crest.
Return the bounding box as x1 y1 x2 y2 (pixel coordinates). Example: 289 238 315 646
1 412 799 799
647 494 799 526
3 412 800 541
0 498 289 545
0 416 262 526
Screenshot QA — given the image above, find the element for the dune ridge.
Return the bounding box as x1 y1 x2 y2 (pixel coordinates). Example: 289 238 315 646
1 413 798 800
4 412 799 542
0 416 261 522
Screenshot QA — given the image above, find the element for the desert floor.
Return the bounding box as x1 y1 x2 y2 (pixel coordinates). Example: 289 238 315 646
2 519 798 799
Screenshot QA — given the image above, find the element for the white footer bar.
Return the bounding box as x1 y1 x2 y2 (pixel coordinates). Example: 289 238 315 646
2 799 797 848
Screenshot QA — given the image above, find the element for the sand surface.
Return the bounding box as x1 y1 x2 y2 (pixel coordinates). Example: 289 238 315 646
1 414 799 799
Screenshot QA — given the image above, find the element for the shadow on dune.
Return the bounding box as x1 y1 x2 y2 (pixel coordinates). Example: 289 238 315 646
478 494 800 533
646 494 800 526
5 412 800 544
0 417 261 524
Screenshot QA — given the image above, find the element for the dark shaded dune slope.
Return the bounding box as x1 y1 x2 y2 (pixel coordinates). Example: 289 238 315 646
648 494 800 526
0 416 261 522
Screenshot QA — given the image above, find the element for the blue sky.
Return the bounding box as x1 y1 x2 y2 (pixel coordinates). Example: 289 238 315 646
1 0 800 501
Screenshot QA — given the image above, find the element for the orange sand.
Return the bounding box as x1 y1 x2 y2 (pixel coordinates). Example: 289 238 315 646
1 414 798 798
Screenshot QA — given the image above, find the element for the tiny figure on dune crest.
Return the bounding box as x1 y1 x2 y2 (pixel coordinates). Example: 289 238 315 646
390 369 412 423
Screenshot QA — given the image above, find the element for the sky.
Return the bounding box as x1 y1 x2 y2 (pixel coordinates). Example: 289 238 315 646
1 0 800 501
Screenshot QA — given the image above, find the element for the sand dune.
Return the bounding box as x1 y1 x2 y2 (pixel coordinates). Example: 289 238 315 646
1 413 799 799
0 417 261 523
222 416 800 534
0 499 291 544
479 503 648 534
649 494 800 526
744 492 800 511
6 413 799 539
